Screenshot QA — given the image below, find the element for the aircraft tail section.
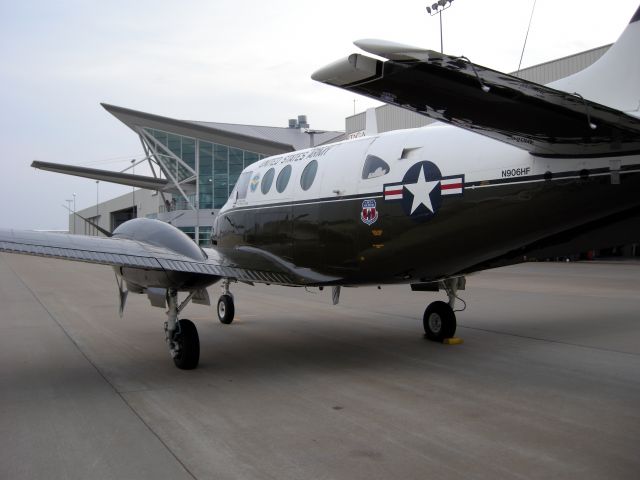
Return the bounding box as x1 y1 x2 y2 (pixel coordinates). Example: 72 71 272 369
312 5 640 157
549 6 640 115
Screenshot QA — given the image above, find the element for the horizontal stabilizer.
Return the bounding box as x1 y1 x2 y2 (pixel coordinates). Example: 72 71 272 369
312 42 640 158
31 161 195 194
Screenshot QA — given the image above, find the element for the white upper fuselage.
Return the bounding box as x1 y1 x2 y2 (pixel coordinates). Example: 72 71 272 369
219 124 637 214
218 14 640 212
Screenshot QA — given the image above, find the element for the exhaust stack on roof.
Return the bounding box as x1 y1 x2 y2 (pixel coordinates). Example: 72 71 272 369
287 115 310 129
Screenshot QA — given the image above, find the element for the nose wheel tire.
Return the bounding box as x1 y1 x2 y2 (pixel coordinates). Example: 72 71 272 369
217 294 235 324
423 301 456 342
172 319 200 370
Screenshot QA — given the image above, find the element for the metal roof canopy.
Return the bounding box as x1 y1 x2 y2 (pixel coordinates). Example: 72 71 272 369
101 104 344 155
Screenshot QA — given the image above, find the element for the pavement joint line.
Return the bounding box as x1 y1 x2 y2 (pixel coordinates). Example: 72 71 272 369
306 298 640 357
458 324 640 357
2 255 198 480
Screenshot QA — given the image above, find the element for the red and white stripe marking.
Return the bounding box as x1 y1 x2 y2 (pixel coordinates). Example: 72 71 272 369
385 177 463 200
440 177 463 195
384 185 404 200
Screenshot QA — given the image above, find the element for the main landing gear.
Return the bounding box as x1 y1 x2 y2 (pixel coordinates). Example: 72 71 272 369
216 278 235 325
165 289 200 370
423 277 465 342
163 278 235 370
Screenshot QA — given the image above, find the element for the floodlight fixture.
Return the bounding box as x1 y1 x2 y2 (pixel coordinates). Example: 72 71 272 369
426 0 455 53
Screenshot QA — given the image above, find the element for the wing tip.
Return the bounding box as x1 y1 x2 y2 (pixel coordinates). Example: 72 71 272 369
311 54 379 86
354 38 440 61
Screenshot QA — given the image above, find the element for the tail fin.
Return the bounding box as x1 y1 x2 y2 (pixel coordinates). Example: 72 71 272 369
550 6 640 115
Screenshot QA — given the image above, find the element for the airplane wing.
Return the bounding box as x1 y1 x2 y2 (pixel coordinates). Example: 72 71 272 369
0 229 301 286
311 40 640 158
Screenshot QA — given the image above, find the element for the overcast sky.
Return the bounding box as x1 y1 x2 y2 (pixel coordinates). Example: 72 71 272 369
1 0 637 229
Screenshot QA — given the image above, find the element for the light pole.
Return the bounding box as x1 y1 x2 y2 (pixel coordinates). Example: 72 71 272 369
426 0 455 54
65 199 73 233
72 193 76 234
96 181 100 236
131 159 136 218
304 129 327 148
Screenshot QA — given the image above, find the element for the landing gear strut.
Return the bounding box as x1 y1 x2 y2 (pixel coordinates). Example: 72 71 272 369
217 278 235 324
165 289 200 369
423 277 465 342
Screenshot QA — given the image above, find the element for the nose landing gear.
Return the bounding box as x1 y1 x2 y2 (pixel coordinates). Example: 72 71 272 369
216 278 235 325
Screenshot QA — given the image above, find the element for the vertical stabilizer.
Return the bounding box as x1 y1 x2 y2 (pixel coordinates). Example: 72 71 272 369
550 6 640 114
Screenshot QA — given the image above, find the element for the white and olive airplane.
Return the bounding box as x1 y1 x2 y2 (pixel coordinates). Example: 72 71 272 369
2 8 640 369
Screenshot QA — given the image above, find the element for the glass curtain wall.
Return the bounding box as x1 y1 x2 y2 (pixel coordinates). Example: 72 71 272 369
144 128 264 210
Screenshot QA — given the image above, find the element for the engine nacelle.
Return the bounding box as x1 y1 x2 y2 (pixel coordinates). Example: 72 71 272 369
113 218 206 261
113 218 217 291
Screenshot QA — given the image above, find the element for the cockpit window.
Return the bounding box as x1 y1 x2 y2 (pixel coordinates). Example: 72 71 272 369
361 155 390 179
276 165 292 193
235 171 253 200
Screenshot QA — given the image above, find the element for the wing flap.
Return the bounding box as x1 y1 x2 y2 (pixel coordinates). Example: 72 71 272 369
312 43 640 157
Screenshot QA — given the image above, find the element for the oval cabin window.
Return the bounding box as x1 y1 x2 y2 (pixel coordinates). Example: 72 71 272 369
276 165 292 193
261 168 275 194
300 160 318 191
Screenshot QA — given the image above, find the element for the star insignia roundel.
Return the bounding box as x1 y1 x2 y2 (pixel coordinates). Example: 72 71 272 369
383 161 464 222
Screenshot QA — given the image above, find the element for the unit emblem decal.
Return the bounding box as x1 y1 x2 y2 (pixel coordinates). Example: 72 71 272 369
383 161 464 222
360 199 379 225
250 173 261 192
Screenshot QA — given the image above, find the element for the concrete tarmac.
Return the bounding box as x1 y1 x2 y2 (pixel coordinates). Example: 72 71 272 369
0 253 639 479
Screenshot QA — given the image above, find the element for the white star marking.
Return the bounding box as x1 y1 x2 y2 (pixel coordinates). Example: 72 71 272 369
404 166 440 214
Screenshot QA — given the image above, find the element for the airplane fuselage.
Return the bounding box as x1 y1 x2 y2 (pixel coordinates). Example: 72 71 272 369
214 124 640 286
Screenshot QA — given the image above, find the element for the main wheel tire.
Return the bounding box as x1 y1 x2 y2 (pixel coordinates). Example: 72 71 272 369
172 319 200 370
217 294 235 324
423 301 457 342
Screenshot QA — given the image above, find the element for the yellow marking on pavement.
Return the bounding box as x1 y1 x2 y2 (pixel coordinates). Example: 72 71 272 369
443 337 464 345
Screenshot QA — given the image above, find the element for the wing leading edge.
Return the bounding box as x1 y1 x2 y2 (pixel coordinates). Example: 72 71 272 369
0 229 298 286
312 40 640 158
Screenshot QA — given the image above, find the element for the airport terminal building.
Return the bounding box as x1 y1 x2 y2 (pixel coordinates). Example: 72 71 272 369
70 44 611 246
69 107 344 244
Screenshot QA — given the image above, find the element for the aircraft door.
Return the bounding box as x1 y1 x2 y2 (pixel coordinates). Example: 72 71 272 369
355 133 413 271
292 158 324 269
252 165 293 262
319 138 375 273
